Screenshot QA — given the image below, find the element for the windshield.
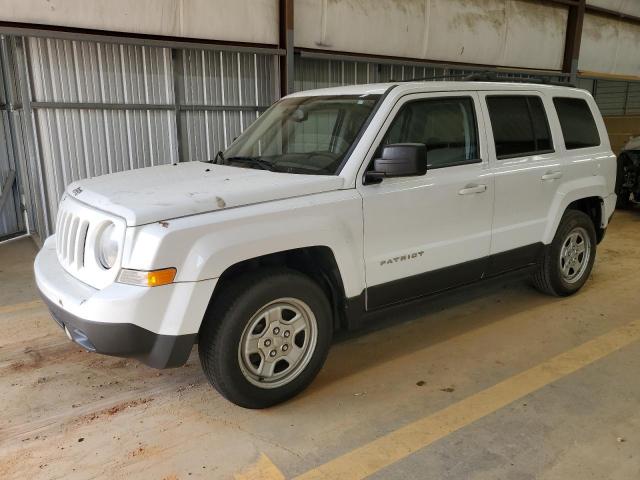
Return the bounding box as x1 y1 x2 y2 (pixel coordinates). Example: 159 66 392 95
221 95 380 175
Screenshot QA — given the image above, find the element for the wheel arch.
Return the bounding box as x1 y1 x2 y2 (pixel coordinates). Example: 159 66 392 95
544 177 610 245
566 196 606 243
202 246 351 334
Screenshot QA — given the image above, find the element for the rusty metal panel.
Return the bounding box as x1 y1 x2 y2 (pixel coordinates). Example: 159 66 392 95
295 0 567 71
0 0 279 46
579 13 640 76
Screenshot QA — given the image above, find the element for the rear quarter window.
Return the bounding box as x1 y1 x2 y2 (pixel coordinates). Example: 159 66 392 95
553 97 600 150
486 95 553 160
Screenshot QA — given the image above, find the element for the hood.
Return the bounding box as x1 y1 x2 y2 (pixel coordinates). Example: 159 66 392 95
67 162 345 226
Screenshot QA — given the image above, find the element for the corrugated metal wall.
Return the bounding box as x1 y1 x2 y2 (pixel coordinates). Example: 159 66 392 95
29 37 179 227
293 56 566 92
0 37 24 239
178 49 276 163
1 35 279 238
576 77 640 116
0 77 20 237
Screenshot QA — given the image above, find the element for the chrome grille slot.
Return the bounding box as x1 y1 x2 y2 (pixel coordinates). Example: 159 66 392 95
76 221 89 268
56 203 90 271
54 195 125 289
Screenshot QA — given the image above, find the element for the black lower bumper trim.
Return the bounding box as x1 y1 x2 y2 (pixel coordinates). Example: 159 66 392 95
39 289 196 369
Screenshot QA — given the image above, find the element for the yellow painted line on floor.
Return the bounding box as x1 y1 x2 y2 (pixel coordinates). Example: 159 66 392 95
234 453 286 480
294 321 640 480
0 300 42 315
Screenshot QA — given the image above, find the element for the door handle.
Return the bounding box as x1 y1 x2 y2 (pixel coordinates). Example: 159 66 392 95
541 171 563 181
458 184 487 195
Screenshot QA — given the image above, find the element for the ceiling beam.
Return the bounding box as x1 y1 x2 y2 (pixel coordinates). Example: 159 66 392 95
279 0 294 96
540 0 581 6
585 4 640 26
562 0 586 81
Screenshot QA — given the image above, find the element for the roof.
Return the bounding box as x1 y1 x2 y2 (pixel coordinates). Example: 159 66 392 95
286 81 583 98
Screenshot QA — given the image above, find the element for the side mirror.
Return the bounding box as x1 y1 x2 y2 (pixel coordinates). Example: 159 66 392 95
364 143 427 184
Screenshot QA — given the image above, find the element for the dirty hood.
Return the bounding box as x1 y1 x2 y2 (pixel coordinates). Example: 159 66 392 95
67 162 346 226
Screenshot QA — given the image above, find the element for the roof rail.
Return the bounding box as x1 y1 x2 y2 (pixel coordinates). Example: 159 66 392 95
392 70 575 88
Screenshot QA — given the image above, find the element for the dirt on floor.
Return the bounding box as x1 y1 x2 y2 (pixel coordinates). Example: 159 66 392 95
1 209 640 480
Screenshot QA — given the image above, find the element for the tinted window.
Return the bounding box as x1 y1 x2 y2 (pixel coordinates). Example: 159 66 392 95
487 95 553 159
553 97 600 149
381 97 479 168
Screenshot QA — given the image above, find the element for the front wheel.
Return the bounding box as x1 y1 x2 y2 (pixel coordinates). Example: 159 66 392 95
532 210 596 296
198 269 332 409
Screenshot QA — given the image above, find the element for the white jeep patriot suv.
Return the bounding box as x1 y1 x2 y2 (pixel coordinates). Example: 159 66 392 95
35 80 616 408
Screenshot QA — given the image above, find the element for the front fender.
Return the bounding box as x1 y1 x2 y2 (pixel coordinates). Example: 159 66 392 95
123 190 366 299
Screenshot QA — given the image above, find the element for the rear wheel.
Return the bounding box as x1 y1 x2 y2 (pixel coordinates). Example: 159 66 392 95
532 210 596 296
198 268 332 409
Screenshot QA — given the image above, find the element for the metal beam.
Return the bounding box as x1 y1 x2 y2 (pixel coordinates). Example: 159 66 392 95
562 0 586 82
540 0 581 6
279 0 294 96
0 21 285 56
586 4 640 26
30 102 269 112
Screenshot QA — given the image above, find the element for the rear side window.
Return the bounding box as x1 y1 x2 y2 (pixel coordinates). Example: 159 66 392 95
381 96 479 169
486 95 553 159
553 97 600 149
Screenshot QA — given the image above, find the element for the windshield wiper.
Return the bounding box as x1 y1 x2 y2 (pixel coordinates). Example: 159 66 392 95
202 151 224 164
226 156 276 171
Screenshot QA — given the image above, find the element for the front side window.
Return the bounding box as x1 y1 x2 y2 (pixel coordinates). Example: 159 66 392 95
380 97 480 169
486 95 553 159
222 95 380 175
553 97 600 150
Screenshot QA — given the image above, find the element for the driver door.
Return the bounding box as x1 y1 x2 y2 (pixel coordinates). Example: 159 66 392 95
357 92 494 309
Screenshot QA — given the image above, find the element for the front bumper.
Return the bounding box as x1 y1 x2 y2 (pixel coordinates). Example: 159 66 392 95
34 236 216 368
40 293 196 368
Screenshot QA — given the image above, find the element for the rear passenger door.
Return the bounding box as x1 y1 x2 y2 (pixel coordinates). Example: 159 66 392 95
480 92 563 274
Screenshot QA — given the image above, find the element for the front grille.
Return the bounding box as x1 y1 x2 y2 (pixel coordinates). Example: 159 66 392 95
56 205 90 271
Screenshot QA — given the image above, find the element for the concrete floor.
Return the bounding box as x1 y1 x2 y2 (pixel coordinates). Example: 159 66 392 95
1 209 640 480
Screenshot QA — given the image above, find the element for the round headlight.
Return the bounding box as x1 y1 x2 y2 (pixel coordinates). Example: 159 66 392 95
96 222 119 269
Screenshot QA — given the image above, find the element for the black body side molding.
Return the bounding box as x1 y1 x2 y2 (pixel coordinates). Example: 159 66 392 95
343 242 546 330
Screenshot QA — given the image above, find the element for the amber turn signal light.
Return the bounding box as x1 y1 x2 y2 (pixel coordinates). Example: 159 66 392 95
117 268 177 287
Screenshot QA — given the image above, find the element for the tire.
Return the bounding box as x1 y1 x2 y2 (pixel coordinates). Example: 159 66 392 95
198 268 333 409
532 209 597 297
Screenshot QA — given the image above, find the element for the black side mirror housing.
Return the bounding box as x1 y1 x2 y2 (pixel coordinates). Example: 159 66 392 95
364 143 427 184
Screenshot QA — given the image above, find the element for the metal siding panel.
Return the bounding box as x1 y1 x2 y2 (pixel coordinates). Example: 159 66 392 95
576 78 595 94
627 83 640 115
6 34 275 237
594 80 628 116
179 49 277 160
25 36 179 232
0 111 20 237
